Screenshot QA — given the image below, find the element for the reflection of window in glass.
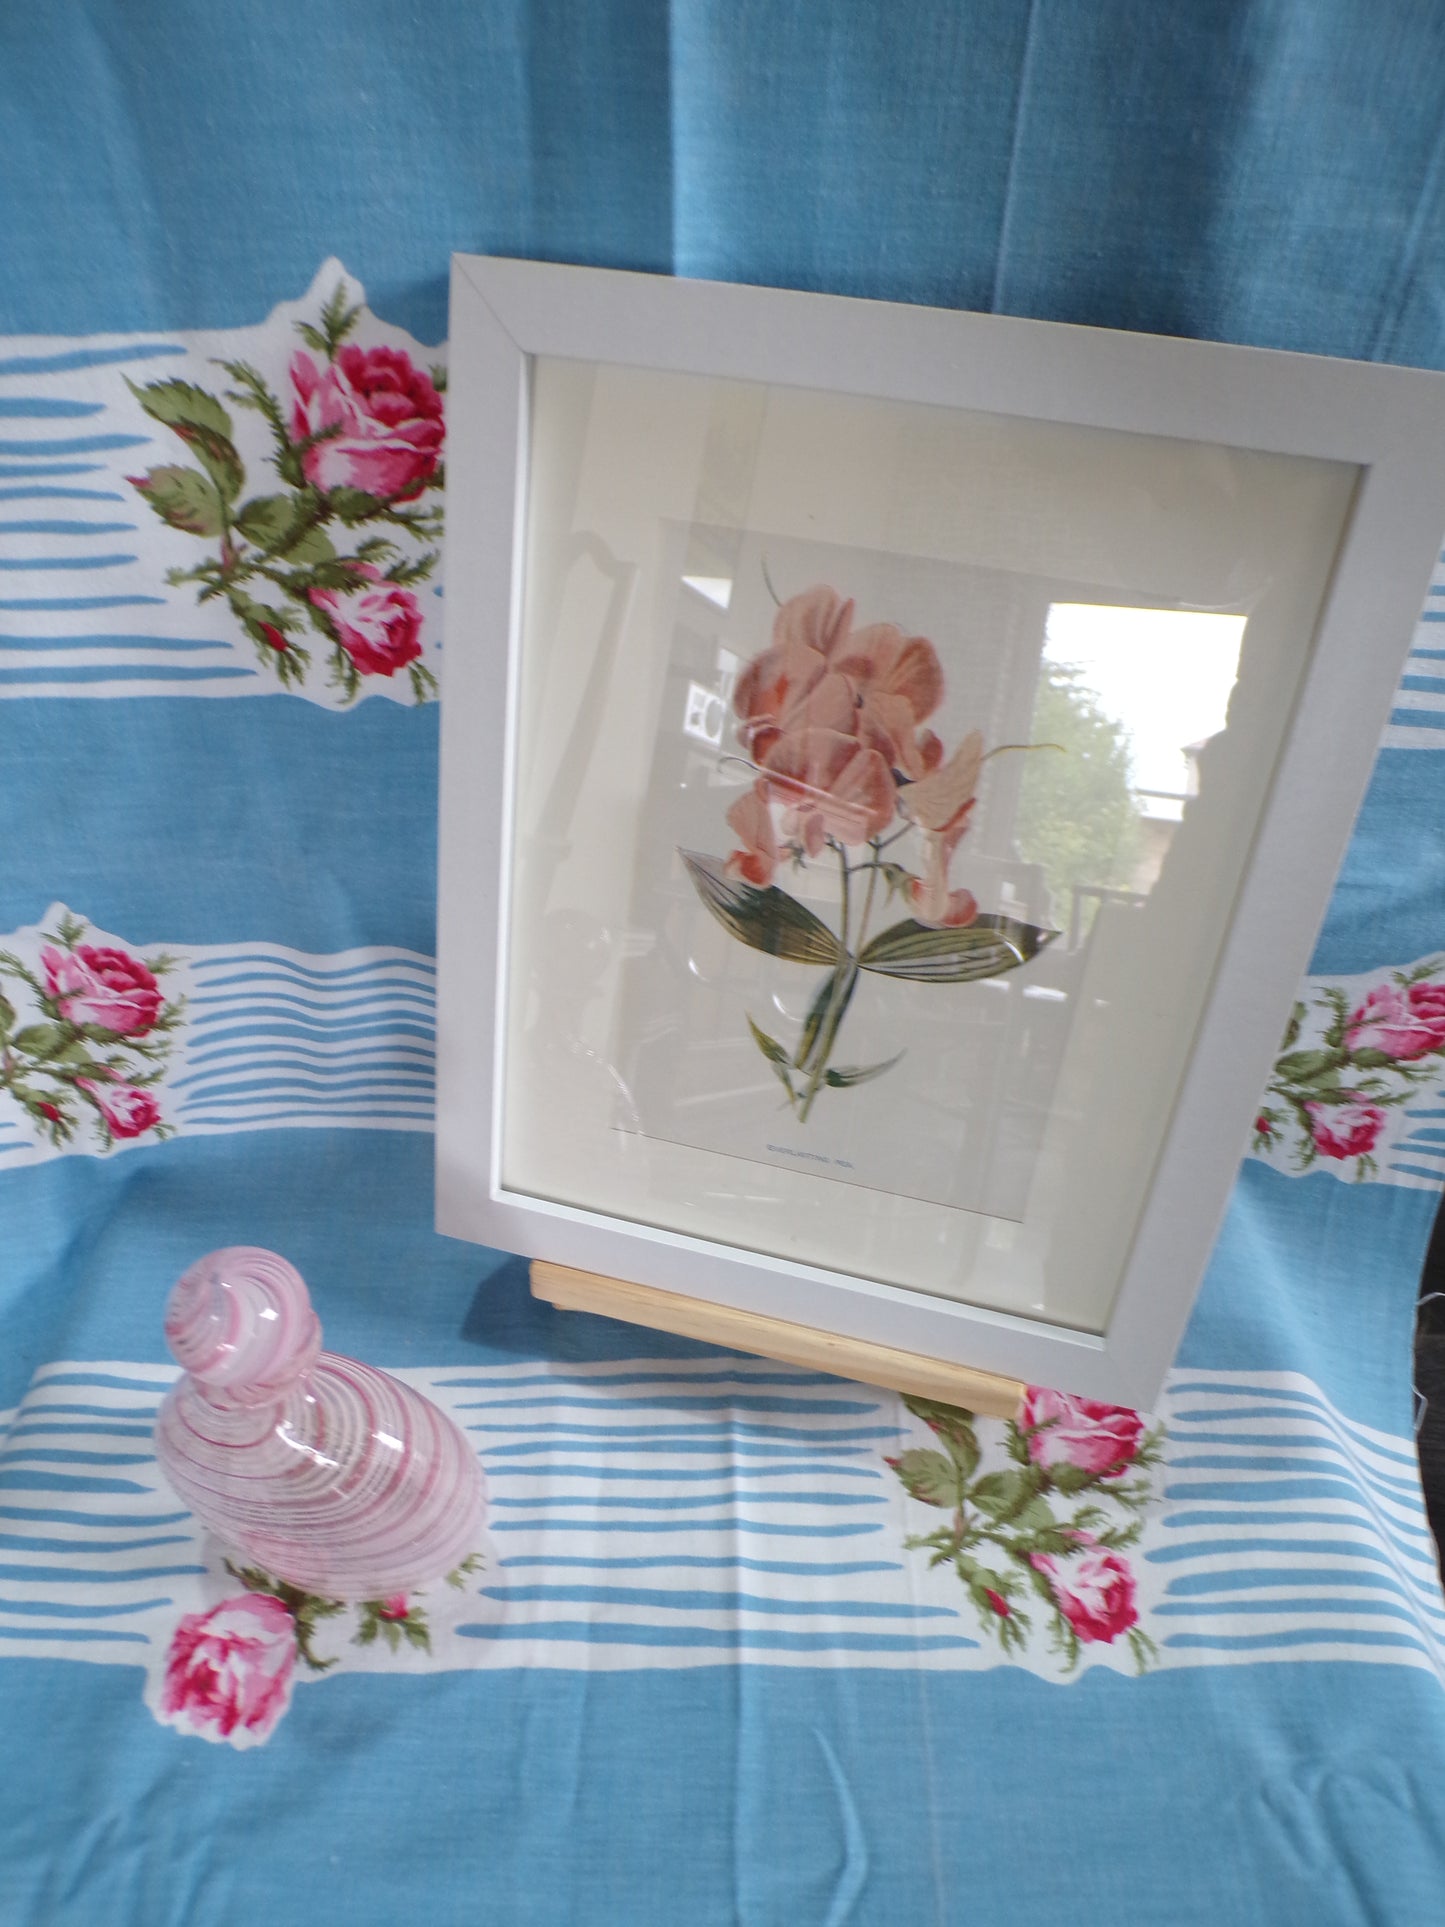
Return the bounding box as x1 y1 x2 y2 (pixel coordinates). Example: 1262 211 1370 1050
682 645 739 748
1016 603 1247 945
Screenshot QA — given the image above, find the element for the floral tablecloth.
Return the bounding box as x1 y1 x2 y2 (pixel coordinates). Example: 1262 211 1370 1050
8 9 1445 1921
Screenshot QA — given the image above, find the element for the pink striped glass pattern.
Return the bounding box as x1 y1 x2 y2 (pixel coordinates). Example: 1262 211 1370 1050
155 1247 485 1600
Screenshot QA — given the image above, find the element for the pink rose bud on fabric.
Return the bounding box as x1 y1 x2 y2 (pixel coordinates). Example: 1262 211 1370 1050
1304 1098 1386 1160
983 1589 1011 1619
1030 1543 1138 1645
41 943 162 1036
377 1595 409 1621
157 1594 297 1747
289 344 444 502
1345 979 1445 1061
75 1075 162 1140
309 568 424 679
1020 1386 1144 1478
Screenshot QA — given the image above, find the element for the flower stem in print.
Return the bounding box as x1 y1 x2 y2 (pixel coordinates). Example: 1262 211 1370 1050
127 280 443 704
682 582 1057 1120
887 1388 1165 1672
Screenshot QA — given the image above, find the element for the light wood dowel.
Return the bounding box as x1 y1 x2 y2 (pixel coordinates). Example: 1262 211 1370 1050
529 1261 1024 1418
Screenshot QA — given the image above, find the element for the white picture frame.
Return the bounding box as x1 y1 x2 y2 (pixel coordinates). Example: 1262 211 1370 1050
436 251 1445 1409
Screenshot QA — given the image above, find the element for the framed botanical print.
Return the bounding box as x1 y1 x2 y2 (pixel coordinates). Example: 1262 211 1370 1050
435 253 1445 1409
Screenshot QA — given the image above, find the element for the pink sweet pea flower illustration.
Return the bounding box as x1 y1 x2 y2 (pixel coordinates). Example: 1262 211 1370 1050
156 1594 297 1747
1020 1386 1144 1478
733 586 946 779
901 729 984 926
75 1074 162 1140
309 567 423 678
1345 980 1445 1061
732 586 856 761
289 344 444 502
724 787 780 888
832 619 945 777
41 943 161 1036
1305 1098 1386 1161
1031 1539 1139 1645
760 726 897 854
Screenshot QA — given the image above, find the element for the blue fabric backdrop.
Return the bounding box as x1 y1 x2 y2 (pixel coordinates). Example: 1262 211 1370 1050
6 6 1445 1923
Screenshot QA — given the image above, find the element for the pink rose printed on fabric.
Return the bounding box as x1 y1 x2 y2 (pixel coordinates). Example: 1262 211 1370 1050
1253 961 1445 1180
127 274 442 705
74 1074 163 1141
290 343 445 502
308 568 424 679
689 579 1057 1123
0 909 183 1154
887 1393 1162 1672
41 943 162 1036
1305 1098 1387 1161
1019 1386 1144 1479
147 1552 485 1745
1030 1540 1139 1646
1345 980 1445 1061
156 1594 297 1748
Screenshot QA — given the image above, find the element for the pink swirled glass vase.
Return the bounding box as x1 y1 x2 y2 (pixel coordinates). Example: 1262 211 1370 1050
154 1246 485 1600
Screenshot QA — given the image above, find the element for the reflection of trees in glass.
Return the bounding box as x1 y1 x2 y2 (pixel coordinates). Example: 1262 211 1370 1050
1015 661 1141 938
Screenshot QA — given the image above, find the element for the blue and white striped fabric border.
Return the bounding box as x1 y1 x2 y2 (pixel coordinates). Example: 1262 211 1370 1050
1387 1102 1445 1190
0 261 442 705
1153 1372 1443 1671
1 1361 1438 1685
1380 546 1445 749
170 940 435 1139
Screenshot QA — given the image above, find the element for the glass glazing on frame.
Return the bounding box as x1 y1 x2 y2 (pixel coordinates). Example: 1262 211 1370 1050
500 354 1358 1335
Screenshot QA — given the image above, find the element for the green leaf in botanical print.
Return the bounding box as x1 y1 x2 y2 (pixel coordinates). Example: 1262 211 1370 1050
823 1054 904 1088
968 1468 1032 1520
888 1447 966 1508
329 485 389 525
126 377 244 500
795 965 858 1073
128 375 235 441
236 493 314 553
858 914 1056 983
746 1015 798 1102
445 1552 485 1589
901 1396 980 1466
11 1022 67 1059
1273 1047 1345 1085
680 852 842 966
132 465 225 537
